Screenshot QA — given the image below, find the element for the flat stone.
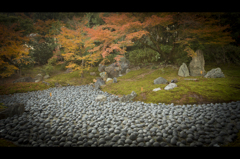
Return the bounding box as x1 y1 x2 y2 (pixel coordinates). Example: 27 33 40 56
153 88 161 92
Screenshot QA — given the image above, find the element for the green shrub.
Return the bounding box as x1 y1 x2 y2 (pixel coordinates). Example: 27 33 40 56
151 65 157 69
128 48 161 65
41 64 54 75
203 44 240 65
173 46 192 67
47 57 57 66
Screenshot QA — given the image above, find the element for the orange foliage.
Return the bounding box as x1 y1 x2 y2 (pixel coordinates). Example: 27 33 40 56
0 23 31 78
56 16 100 75
85 12 174 66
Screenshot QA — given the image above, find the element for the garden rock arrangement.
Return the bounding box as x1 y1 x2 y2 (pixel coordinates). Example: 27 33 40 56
94 77 105 90
0 85 240 147
34 74 43 83
189 50 206 76
178 63 190 77
98 57 130 79
204 68 225 78
100 72 108 81
154 77 169 85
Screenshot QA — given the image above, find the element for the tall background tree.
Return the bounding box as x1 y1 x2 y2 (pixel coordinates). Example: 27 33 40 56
56 16 100 78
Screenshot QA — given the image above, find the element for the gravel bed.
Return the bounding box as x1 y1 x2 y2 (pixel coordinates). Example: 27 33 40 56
0 85 240 147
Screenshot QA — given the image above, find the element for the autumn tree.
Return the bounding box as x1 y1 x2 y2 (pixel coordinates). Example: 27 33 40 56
173 12 235 57
56 16 100 78
0 23 31 78
84 12 174 66
85 12 235 67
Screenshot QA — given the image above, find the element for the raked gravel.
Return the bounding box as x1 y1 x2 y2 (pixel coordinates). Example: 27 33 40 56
0 85 240 147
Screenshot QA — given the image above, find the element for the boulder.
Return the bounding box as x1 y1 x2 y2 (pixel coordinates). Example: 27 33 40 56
164 83 177 90
95 95 107 102
178 63 190 77
106 78 113 82
153 88 161 92
119 57 130 74
189 50 206 76
65 68 73 74
204 68 225 78
105 66 119 78
55 82 62 88
108 62 119 67
34 74 43 82
12 76 35 83
94 77 105 89
98 64 107 72
90 72 96 76
126 69 131 74
89 83 94 87
111 97 120 102
0 103 25 120
119 91 137 103
130 91 137 98
100 72 108 81
154 77 168 84
113 77 117 83
44 74 50 79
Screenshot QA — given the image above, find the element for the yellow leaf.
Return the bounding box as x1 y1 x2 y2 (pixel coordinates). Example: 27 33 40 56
141 87 143 92
50 92 52 96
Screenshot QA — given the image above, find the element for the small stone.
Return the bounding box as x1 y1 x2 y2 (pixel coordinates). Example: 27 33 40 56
153 142 160 147
129 134 137 140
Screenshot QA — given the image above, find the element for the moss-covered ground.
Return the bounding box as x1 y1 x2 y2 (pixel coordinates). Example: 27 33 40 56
0 62 240 147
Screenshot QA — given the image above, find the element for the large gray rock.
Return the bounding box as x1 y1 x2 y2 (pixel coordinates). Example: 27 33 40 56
113 77 117 83
65 68 73 74
126 69 131 74
178 63 190 77
154 77 168 84
0 103 25 120
100 72 108 81
106 78 113 82
105 66 119 78
119 57 130 74
44 74 50 79
90 72 96 76
119 91 137 102
12 76 35 83
55 82 62 88
94 77 105 89
189 50 206 76
34 74 43 82
98 64 107 72
204 68 225 78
